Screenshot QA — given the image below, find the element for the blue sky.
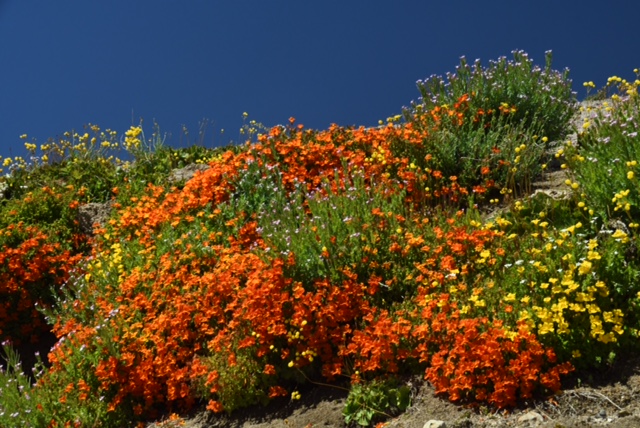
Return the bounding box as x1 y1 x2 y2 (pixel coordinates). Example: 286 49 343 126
1 1 639 161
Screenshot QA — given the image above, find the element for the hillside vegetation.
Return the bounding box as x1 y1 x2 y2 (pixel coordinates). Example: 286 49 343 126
1 51 640 427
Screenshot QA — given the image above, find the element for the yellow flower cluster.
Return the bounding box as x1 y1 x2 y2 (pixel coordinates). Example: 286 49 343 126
85 240 127 286
124 126 143 151
611 189 631 212
606 74 640 97
515 227 627 344
365 146 389 166
529 268 623 344
482 210 629 350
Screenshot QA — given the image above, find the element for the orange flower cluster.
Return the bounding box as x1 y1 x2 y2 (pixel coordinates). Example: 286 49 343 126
340 222 573 408
415 299 572 408
39 95 569 422
0 223 83 347
343 300 572 408
230 99 499 210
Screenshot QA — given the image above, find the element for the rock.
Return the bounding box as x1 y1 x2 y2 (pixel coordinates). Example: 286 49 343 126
423 420 447 428
77 200 114 234
517 410 544 426
168 163 209 184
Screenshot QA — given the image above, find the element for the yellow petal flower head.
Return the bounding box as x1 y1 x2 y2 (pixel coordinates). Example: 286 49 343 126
578 260 593 275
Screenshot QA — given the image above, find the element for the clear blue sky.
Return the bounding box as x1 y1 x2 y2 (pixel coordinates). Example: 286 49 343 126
1 1 639 161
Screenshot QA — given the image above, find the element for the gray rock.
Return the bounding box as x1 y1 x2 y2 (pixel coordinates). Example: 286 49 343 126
423 420 447 428
517 410 543 426
168 163 209 185
77 200 114 234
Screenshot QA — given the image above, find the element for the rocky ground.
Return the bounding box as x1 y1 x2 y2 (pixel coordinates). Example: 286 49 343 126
147 99 640 428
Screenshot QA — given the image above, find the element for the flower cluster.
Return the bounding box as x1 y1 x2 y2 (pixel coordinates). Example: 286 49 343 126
0 223 82 346
12 54 640 428
40 103 577 422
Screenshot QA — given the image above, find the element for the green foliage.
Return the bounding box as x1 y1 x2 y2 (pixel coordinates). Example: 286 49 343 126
0 343 49 427
564 94 640 224
343 378 411 427
407 50 577 142
0 342 124 427
2 157 118 204
257 168 430 307
413 111 549 198
229 151 289 217
193 345 276 414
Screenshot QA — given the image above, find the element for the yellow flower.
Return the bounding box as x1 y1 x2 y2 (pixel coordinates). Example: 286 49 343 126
612 229 629 243
628 171 635 180
570 303 585 312
586 303 600 313
587 250 601 260
578 260 593 275
124 126 143 150
495 217 512 228
598 333 617 344
538 322 554 335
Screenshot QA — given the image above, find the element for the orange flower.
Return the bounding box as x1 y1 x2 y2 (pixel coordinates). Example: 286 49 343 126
206 400 224 413
268 386 288 398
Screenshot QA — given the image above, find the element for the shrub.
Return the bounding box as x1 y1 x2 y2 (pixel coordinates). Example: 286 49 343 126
563 76 640 225
343 378 411 427
406 50 577 142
